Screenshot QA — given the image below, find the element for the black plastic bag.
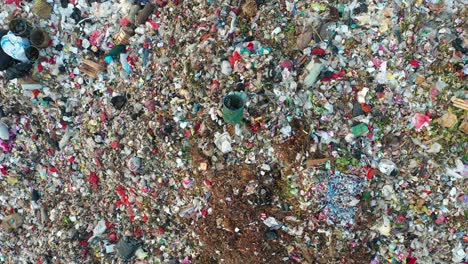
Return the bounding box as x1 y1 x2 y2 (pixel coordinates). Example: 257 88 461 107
116 236 140 260
5 63 32 81
111 95 127 110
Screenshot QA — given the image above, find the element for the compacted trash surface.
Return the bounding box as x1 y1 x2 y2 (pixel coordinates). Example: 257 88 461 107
0 0 466 263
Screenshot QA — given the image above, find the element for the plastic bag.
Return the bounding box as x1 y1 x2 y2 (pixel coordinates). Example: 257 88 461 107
116 236 140 260
1 32 30 62
5 63 32 81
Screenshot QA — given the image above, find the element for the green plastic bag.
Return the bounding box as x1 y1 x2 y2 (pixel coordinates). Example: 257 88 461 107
351 123 369 136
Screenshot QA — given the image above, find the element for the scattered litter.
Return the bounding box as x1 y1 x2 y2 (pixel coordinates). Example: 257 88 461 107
0 0 466 263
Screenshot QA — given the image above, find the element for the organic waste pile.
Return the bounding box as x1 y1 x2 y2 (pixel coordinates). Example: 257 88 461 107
0 0 466 263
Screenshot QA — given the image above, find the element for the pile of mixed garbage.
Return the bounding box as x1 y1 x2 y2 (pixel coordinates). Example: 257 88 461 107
0 0 466 263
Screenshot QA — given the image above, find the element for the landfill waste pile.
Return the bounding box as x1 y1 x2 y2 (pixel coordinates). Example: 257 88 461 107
0 0 467 263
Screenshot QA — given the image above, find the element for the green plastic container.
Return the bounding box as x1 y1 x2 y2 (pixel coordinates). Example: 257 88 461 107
222 92 246 124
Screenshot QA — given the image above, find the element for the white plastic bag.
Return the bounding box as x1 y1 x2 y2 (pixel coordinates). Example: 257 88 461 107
1 32 30 62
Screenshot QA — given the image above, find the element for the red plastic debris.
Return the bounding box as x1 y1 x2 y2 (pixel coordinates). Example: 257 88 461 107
280 59 293 70
157 226 165 234
88 172 99 189
410 60 419 68
361 103 371 113
148 19 160 29
110 140 119 149
228 51 242 68
109 233 117 241
120 17 131 27
0 165 8 175
407 257 417 264
246 42 255 52
412 113 431 130
99 112 107 122
134 228 143 236
366 168 376 180
311 47 326 56
397 214 406 221
32 89 40 98
89 30 103 46
5 0 21 7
